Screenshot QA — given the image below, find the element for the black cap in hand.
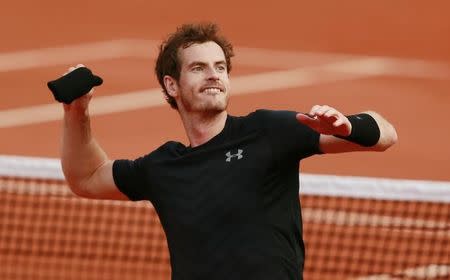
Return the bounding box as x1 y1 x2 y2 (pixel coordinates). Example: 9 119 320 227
47 67 103 104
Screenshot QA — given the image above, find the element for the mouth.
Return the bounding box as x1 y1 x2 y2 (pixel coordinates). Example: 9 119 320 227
200 86 225 95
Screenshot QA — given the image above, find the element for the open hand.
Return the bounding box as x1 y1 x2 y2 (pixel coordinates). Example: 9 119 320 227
296 105 352 136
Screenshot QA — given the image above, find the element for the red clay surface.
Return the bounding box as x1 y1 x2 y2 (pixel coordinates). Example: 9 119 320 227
1 0 450 181
1 1 449 280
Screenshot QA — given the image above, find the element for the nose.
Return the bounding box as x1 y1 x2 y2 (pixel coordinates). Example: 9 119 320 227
206 67 220 80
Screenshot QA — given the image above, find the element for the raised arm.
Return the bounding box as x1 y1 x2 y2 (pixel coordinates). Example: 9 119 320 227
296 105 398 154
59 65 128 200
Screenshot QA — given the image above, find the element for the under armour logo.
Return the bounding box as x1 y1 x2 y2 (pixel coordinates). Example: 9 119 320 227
225 149 244 162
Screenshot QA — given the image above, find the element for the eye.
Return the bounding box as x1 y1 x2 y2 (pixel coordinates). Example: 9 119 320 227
192 65 203 72
216 64 227 72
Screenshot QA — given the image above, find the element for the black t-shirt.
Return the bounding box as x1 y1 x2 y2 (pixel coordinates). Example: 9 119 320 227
113 109 321 280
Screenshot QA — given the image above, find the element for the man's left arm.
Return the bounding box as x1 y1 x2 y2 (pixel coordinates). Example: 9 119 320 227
296 105 398 154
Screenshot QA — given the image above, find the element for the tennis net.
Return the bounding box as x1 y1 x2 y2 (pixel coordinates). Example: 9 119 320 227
0 155 449 280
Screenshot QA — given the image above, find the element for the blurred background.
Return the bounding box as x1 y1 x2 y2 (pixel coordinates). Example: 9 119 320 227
0 1 449 279
1 0 450 180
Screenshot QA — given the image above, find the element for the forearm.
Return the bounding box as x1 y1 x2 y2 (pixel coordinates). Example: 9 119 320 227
317 110 398 154
362 111 398 151
61 108 109 193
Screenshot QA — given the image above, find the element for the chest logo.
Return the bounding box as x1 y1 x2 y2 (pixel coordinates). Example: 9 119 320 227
225 149 244 162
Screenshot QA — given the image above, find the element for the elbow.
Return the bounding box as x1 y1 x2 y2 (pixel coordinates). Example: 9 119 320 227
62 171 92 198
375 125 398 152
390 127 399 146
61 163 95 198
65 179 91 198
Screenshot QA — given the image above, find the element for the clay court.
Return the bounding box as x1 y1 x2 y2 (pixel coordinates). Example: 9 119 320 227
0 1 449 279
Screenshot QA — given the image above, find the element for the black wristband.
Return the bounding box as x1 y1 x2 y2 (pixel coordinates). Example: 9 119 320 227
47 67 103 104
335 113 380 147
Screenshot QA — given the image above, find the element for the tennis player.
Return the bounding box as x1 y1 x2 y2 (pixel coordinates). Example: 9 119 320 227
56 23 397 280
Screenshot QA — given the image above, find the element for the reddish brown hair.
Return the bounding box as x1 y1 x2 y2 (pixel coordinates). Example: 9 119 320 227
155 23 234 109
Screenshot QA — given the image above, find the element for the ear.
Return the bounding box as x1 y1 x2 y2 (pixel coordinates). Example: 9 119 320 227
163 75 178 97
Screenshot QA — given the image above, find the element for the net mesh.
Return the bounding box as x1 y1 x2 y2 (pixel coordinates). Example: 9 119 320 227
1 155 449 280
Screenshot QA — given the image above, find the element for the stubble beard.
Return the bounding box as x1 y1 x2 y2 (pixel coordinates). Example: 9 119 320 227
181 91 229 115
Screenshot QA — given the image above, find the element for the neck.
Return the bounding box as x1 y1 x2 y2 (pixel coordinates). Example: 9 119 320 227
179 110 228 148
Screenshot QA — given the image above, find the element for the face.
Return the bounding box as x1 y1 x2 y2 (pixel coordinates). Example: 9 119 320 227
167 41 231 114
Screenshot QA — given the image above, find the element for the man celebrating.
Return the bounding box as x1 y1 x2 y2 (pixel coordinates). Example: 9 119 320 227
52 23 397 280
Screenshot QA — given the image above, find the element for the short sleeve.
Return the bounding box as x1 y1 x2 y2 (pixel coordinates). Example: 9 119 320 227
113 157 149 201
255 109 321 162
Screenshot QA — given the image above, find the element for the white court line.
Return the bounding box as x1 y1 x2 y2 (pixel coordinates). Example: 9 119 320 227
1 40 450 128
0 39 338 71
1 169 448 232
326 57 450 80
0 40 145 72
0 58 378 128
1 39 450 75
2 155 450 202
0 56 448 128
353 264 450 280
302 208 448 231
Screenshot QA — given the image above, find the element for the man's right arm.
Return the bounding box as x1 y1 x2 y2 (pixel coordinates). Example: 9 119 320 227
61 85 128 201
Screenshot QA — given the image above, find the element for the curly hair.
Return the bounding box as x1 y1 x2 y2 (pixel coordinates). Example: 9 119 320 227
155 23 234 109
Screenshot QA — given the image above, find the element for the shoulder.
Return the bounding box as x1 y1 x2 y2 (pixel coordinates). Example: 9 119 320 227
148 141 188 160
240 109 300 129
226 110 273 133
246 109 298 120
243 109 320 141
117 140 185 167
